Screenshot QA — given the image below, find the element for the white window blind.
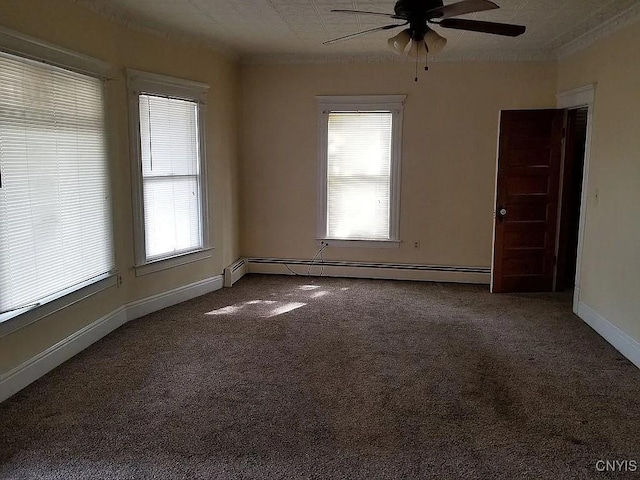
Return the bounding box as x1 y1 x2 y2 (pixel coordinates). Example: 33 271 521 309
138 94 202 260
327 112 393 240
0 51 113 317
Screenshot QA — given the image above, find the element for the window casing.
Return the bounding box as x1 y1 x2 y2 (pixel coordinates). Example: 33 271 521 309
127 70 210 275
0 45 114 328
316 96 405 247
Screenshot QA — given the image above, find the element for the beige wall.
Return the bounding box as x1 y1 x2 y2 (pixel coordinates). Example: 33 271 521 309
0 0 241 373
239 61 558 266
558 21 640 342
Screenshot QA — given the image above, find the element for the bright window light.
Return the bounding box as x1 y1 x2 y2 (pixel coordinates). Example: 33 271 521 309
139 95 203 260
0 52 113 319
317 96 404 245
327 112 392 240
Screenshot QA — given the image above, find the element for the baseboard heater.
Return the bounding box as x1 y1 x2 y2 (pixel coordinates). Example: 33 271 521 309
247 258 491 284
224 258 248 287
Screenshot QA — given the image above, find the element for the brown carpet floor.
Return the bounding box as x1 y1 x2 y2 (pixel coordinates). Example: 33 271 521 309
1 274 639 479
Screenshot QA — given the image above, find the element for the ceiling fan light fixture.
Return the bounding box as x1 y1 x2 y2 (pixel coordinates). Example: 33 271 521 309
407 39 428 61
387 29 412 55
326 0 527 79
425 29 447 54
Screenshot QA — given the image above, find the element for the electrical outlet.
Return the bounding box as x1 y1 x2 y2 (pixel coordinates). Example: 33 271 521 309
117 274 123 288
413 240 420 250
594 189 600 205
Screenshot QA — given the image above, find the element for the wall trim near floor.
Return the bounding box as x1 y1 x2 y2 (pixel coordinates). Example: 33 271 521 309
0 275 224 403
247 258 491 284
0 307 127 404
577 301 640 369
126 276 224 320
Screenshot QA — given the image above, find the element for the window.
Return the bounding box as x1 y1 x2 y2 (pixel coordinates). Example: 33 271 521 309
0 50 114 323
316 96 405 247
127 70 210 274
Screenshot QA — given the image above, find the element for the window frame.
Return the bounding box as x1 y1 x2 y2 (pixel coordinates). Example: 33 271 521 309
316 95 405 248
0 27 116 335
127 70 211 276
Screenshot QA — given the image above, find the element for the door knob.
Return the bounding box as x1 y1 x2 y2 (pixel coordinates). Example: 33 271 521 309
497 206 507 223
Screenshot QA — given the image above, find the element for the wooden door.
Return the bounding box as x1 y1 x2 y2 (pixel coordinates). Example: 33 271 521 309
492 109 565 293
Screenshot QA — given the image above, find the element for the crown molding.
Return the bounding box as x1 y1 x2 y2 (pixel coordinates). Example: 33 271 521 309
242 53 406 65
427 50 555 63
557 2 640 59
72 0 239 61
241 49 555 65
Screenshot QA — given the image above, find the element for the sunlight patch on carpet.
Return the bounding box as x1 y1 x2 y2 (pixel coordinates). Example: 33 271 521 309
206 300 306 318
205 305 245 315
266 302 306 318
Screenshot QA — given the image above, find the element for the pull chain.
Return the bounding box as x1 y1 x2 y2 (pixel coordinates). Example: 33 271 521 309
415 42 430 81
425 43 430 71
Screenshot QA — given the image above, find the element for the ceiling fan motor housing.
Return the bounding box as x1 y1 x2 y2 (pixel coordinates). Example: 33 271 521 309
394 0 445 41
394 0 445 18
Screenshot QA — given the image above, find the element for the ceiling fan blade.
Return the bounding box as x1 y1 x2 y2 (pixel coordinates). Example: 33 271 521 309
330 9 407 20
438 18 526 36
323 23 408 45
426 0 499 19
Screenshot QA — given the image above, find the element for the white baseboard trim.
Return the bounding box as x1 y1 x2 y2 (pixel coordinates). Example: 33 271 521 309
577 301 640 369
0 275 224 403
224 258 248 287
126 275 224 321
247 258 491 284
0 307 128 403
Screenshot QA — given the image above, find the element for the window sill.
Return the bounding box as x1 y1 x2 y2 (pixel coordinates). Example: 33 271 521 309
0 273 117 338
317 239 401 249
134 248 213 277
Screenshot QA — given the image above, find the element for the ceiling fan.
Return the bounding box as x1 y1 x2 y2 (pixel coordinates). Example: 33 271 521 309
323 0 526 80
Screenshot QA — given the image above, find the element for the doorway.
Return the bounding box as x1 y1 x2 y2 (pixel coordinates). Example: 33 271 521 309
555 107 588 293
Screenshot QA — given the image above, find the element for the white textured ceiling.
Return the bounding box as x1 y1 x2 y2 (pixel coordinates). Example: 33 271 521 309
75 0 640 61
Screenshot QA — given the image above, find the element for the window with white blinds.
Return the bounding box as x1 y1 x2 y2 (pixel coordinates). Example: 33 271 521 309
317 96 404 245
0 51 114 319
139 95 203 260
327 112 393 240
128 70 209 270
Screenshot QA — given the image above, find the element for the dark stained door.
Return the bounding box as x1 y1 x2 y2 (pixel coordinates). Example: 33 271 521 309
492 109 565 293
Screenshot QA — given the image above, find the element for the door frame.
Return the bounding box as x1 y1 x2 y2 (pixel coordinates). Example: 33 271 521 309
556 84 596 314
